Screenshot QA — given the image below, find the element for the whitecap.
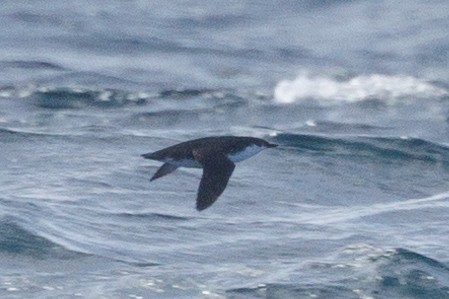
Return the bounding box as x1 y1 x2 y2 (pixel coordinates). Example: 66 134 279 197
274 72 448 104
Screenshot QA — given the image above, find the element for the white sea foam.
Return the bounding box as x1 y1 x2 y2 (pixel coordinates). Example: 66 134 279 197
274 72 448 104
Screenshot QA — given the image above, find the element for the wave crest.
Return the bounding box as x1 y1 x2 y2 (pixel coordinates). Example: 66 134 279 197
227 247 449 299
32 87 150 109
274 73 448 104
275 133 449 164
0 218 85 259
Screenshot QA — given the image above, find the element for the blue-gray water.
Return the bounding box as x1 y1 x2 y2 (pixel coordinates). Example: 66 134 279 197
1 1 449 298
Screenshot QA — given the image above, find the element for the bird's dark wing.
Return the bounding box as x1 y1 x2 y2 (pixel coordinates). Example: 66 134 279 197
150 163 178 181
193 149 235 211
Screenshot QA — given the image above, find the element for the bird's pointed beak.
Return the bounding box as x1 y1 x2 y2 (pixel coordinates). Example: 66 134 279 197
267 143 278 148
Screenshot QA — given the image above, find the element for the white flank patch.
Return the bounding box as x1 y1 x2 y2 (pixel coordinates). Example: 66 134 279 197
228 144 265 163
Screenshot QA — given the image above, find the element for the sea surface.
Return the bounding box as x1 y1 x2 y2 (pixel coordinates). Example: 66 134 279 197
1 1 449 298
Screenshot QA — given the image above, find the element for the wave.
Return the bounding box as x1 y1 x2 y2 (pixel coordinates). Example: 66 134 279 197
300 190 449 225
0 127 53 142
110 212 191 222
0 86 150 109
226 247 449 299
227 284 356 299
0 85 248 109
32 87 150 108
275 133 449 164
0 60 65 70
0 85 152 108
0 127 78 143
274 72 448 104
0 217 86 259
366 247 449 298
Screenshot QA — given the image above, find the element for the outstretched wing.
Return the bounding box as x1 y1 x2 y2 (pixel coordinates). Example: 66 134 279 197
193 149 235 211
150 163 178 181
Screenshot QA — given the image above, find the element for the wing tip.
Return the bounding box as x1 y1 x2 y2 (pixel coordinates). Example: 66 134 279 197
196 202 210 212
196 195 215 211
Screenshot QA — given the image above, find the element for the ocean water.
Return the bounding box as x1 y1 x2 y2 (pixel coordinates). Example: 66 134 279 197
1 1 449 298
